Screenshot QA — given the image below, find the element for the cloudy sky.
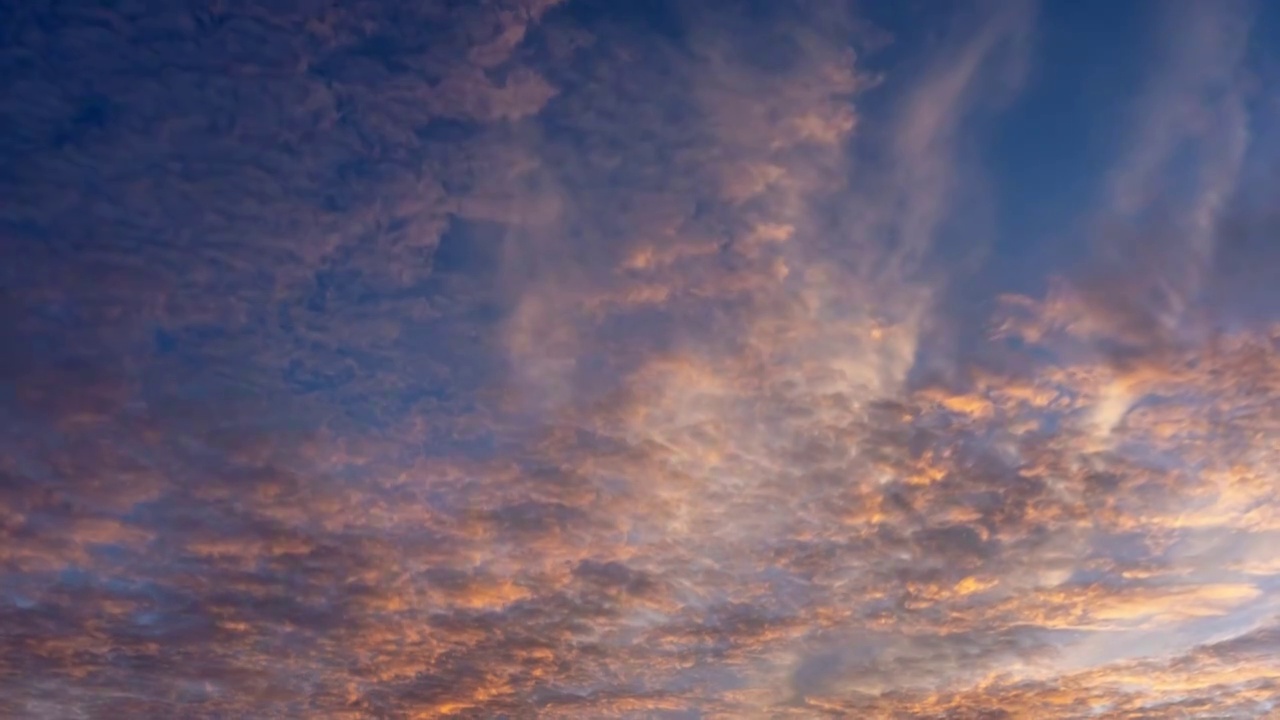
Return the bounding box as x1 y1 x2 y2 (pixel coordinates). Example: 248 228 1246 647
3 0 1280 717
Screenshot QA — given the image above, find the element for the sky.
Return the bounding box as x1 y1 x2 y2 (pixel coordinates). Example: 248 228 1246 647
2 0 1280 718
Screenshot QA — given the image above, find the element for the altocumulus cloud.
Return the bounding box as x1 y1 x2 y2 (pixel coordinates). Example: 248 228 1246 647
2 0 1280 717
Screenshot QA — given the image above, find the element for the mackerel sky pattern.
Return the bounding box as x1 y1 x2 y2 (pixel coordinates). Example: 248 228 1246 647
3 0 1280 718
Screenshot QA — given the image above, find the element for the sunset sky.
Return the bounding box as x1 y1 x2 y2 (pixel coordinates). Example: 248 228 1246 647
3 0 1280 717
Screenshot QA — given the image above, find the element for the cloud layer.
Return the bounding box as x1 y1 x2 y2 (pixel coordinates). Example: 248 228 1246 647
2 0 1278 717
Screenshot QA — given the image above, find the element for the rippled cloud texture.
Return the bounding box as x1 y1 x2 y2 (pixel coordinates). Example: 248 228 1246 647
3 0 1280 717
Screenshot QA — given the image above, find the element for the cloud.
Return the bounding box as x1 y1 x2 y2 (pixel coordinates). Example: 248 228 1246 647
2 0 1279 717
1081 0 1255 352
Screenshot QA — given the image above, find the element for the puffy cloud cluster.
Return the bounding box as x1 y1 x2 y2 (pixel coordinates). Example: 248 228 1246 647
1 0 1278 717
